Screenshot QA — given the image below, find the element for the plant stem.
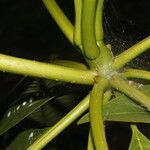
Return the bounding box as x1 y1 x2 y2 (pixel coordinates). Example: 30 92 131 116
130 124 138 131
82 0 100 59
113 36 150 69
50 60 88 70
95 0 104 44
0 54 96 85
28 94 90 150
74 0 83 51
130 124 140 135
90 79 108 150
123 69 150 80
87 130 95 150
103 90 112 104
42 0 74 44
110 75 150 110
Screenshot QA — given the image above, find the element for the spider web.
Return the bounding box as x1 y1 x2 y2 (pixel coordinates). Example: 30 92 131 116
103 0 150 71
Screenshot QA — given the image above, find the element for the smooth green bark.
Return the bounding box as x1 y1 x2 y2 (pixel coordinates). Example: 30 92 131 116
0 54 96 85
110 75 150 110
74 0 83 51
87 130 95 150
95 0 104 44
123 69 150 80
113 37 150 69
90 79 108 150
82 0 100 59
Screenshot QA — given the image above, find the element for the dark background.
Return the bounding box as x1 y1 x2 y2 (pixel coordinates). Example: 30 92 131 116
0 0 149 58
0 0 149 149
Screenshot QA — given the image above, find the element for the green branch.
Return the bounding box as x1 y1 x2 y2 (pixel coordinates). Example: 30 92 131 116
95 0 104 44
110 75 150 110
0 54 96 85
74 0 83 51
42 0 74 44
87 130 94 150
103 90 112 104
82 0 100 59
113 37 150 69
90 79 108 150
28 94 90 150
123 69 150 80
49 60 88 70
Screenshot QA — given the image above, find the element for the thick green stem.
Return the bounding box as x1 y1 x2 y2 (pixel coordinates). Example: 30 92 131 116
113 36 150 69
82 0 100 59
110 75 150 110
42 0 74 44
123 69 150 80
28 94 90 150
87 130 95 150
95 0 104 44
0 54 96 85
74 0 83 51
90 79 108 150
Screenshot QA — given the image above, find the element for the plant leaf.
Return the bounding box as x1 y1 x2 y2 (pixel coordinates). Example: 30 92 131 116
128 125 150 150
0 97 54 136
6 128 50 150
77 85 150 124
28 95 76 126
21 80 41 96
103 95 150 123
77 113 89 125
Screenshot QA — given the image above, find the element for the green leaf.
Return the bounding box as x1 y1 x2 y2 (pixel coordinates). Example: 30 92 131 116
0 97 54 136
28 95 76 126
6 128 50 150
77 113 89 125
141 84 150 95
103 95 150 123
5 78 43 108
129 125 150 150
77 85 150 124
22 80 41 96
